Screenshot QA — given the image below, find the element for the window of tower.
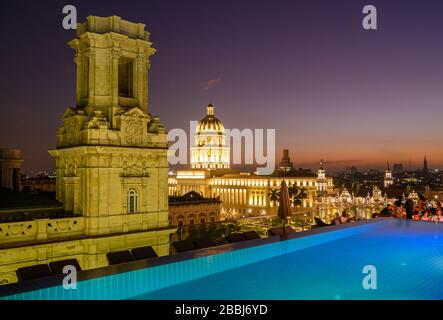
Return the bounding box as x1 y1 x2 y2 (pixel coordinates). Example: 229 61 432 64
127 188 138 213
118 57 134 98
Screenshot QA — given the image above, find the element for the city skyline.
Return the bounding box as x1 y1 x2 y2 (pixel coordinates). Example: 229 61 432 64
2 0 443 172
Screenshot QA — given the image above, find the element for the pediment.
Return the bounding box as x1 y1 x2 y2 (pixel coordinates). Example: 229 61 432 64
118 107 149 119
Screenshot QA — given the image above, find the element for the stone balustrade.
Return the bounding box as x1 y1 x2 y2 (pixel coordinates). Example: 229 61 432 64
0 217 84 244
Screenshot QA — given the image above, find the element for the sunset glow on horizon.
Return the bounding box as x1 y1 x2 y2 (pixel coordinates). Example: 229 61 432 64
1 0 443 172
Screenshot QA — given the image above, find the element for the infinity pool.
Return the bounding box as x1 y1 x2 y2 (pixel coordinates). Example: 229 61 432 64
2 219 443 300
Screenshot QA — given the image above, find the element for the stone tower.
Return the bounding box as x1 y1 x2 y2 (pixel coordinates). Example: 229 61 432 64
384 162 393 188
278 149 293 171
316 160 328 193
49 16 174 250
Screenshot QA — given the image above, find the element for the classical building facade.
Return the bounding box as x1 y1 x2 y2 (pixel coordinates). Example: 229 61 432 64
169 105 334 218
0 16 175 285
20 176 56 193
169 191 221 226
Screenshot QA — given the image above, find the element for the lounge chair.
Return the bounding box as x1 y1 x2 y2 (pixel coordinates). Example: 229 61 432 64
131 246 158 260
106 250 135 265
49 259 82 275
243 231 261 240
172 240 197 253
193 239 219 249
314 217 330 227
226 233 247 243
16 264 52 282
268 226 296 237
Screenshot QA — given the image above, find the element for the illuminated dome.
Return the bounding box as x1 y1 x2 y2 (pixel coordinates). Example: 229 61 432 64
196 104 225 136
191 104 230 169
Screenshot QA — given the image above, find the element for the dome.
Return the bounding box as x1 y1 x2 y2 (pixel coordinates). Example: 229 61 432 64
190 104 230 170
196 104 224 134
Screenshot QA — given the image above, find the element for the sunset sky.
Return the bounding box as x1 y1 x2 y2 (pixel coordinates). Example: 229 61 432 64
1 0 443 172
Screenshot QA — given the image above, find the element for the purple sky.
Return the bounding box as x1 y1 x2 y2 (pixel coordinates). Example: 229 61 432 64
1 0 443 172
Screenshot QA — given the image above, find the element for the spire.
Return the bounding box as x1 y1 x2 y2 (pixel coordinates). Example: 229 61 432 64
387 162 390 171
423 156 429 174
278 149 293 171
207 103 214 116
320 159 324 170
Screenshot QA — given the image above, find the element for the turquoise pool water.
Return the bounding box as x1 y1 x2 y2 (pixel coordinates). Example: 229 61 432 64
3 219 443 300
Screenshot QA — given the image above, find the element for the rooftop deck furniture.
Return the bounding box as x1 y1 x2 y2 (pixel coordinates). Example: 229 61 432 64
131 246 158 260
49 259 82 275
268 226 296 237
16 264 52 282
106 250 135 265
172 240 197 253
226 233 247 243
314 217 330 227
243 231 261 240
193 239 219 249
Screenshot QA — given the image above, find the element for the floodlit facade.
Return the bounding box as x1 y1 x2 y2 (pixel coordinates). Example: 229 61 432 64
169 108 334 218
190 104 230 170
384 163 394 188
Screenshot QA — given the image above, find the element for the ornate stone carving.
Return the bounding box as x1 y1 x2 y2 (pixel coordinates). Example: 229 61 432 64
64 163 78 177
121 162 150 177
125 119 143 145
74 52 84 65
112 48 121 60
86 111 110 129
47 218 82 234
148 116 166 134
0 222 34 238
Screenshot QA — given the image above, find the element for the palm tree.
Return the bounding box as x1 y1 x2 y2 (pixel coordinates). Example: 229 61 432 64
288 184 309 208
268 188 280 215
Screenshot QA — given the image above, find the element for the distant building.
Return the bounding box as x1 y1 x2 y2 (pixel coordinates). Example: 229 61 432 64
20 175 56 193
384 162 394 188
169 191 221 226
423 156 429 175
169 105 334 218
317 160 328 193
0 148 23 191
279 149 293 172
392 163 404 175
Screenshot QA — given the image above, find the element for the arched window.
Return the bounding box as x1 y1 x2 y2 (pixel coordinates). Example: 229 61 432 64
177 215 184 226
127 189 138 213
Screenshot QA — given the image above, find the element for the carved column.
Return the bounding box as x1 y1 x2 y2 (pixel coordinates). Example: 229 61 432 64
136 53 147 112
86 49 96 108
74 52 83 106
111 48 120 108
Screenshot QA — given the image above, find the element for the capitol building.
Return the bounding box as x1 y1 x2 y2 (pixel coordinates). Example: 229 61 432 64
169 104 334 218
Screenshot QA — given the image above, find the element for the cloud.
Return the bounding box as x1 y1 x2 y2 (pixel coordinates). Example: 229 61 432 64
201 77 221 91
